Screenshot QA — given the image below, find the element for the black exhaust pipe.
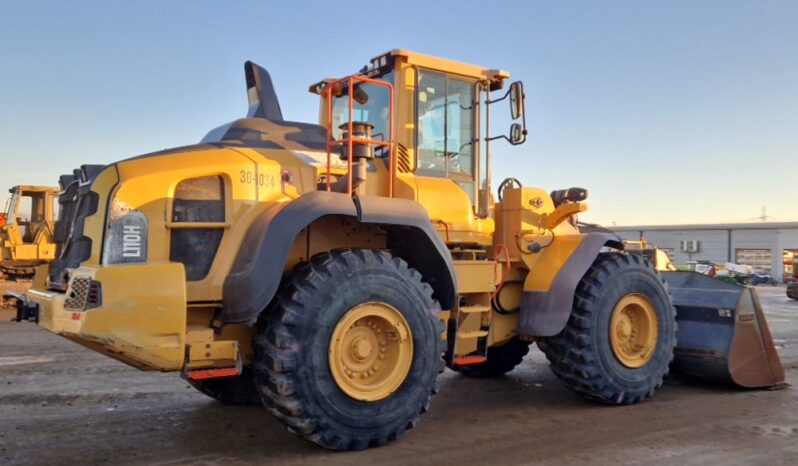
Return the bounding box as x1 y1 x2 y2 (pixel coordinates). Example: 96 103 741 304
245 61 283 121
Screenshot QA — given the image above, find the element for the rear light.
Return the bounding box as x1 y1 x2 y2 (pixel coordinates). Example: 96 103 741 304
86 280 102 309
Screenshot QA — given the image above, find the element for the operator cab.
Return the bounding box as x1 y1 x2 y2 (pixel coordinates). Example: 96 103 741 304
2 186 58 242
310 49 526 217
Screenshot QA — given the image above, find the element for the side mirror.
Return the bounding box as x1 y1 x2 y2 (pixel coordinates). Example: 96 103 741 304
485 80 528 146
509 123 526 145
509 81 524 120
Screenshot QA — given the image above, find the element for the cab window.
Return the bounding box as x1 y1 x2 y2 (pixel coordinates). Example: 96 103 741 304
416 69 475 195
329 71 394 157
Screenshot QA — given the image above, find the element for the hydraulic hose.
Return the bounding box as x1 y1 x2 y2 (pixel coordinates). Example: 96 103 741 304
491 278 525 315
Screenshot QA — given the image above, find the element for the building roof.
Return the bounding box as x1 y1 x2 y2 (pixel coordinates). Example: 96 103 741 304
612 222 798 232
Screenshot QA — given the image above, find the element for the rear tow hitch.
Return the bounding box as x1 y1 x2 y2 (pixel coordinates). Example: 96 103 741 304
6 291 39 323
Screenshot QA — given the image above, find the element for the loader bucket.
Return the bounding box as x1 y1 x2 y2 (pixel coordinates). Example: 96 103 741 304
661 271 785 389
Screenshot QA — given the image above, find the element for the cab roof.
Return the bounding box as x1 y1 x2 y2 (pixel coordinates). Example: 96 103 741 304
375 49 510 82
309 49 510 94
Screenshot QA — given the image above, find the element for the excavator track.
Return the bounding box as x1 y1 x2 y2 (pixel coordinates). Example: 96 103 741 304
0 261 40 281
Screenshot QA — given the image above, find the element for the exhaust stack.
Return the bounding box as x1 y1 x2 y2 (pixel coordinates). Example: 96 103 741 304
245 61 283 121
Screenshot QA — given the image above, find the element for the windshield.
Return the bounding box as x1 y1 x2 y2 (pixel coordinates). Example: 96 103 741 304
330 72 394 152
4 192 19 225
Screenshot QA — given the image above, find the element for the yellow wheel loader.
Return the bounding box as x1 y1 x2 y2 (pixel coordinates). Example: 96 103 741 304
1 185 59 279
13 50 785 450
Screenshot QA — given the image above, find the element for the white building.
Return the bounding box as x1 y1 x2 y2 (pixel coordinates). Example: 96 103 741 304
612 222 798 281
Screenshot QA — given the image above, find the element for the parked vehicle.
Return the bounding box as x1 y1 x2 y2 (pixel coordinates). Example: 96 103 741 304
684 260 718 276
750 273 779 286
0 185 59 279
788 257 798 300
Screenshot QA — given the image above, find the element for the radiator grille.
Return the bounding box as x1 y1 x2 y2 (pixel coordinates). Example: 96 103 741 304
396 143 412 173
64 276 91 310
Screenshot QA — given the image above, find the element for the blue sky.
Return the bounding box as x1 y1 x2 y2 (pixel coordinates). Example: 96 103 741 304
1 0 796 225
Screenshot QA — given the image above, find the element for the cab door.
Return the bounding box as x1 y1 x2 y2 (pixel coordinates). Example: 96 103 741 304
414 69 481 234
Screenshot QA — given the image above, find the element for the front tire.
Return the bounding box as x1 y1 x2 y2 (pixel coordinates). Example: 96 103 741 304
252 249 445 450
537 253 676 404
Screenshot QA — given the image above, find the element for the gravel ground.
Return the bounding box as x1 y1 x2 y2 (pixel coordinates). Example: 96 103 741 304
1 282 797 465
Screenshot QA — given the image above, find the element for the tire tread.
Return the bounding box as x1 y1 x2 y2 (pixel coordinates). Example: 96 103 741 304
252 248 445 450
538 252 676 404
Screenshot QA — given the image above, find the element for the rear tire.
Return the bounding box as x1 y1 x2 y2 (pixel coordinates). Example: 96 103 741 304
252 249 445 450
450 338 530 378
537 253 676 404
187 368 261 405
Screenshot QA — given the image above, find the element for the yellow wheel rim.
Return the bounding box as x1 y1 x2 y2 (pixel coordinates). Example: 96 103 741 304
609 293 658 368
329 302 413 402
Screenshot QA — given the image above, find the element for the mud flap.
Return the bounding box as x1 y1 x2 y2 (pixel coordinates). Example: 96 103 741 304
662 271 786 388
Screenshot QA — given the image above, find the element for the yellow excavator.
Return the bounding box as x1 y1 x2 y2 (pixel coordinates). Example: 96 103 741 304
13 50 785 450
1 185 59 279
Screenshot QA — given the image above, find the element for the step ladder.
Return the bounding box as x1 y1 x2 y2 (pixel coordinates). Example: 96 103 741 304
449 250 499 366
452 304 492 366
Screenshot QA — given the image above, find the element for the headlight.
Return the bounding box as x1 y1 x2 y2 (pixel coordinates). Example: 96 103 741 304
102 199 148 265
